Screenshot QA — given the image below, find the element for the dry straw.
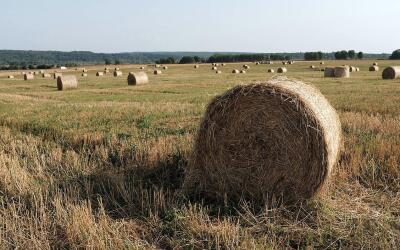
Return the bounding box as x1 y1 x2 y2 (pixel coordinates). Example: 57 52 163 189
57 75 78 91
114 71 123 77
369 65 379 71
24 74 34 80
54 73 62 79
184 77 342 204
277 67 287 73
382 66 400 79
324 67 335 77
127 72 149 85
334 66 350 78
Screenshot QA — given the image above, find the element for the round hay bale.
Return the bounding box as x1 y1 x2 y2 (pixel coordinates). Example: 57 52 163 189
288 61 294 65
39 70 45 74
349 66 357 72
232 69 239 74
216 70 222 74
115 67 120 71
54 73 62 79
82 69 88 73
42 73 51 78
277 67 287 73
194 65 199 69
267 61 273 64
163 66 168 70
334 66 350 78
113 71 123 77
268 69 275 73
154 70 162 75
81 73 88 77
369 65 379 72
324 67 335 77
356 67 360 72
184 78 342 204
24 73 34 80
373 62 378 66
8 75 14 79
382 66 400 79
222 63 226 66
127 72 149 85
140 66 145 70
240 70 246 74
256 62 260 65
57 75 78 91
282 61 287 65
310 65 315 69
243 65 250 69
320 61 325 65
96 72 104 77
212 67 217 70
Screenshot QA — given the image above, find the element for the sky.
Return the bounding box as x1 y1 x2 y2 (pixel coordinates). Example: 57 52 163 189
1 0 399 53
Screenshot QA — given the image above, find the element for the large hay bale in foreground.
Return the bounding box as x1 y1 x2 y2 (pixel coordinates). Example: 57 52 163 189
277 67 287 73
24 74 34 80
382 66 400 79
334 66 350 78
114 71 123 77
57 75 78 91
369 65 379 71
127 72 149 85
324 67 335 77
184 78 342 204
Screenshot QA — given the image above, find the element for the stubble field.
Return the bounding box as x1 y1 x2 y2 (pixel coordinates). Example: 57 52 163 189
0 60 399 249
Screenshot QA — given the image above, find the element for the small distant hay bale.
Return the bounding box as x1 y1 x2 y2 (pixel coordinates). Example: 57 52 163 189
39 70 45 74
8 75 14 79
320 61 325 65
54 73 62 79
310 65 315 69
373 62 378 66
194 65 200 69
324 67 335 77
96 72 104 77
140 66 145 70
82 69 88 73
256 62 260 65
81 73 88 77
212 67 217 70
288 61 294 65
115 67 120 71
232 69 239 74
163 66 168 70
349 66 357 72
33 71 38 75
216 70 222 74
268 69 275 73
154 70 162 75
222 63 226 66
240 70 246 74
277 67 287 73
267 61 273 64
382 66 400 79
282 61 287 65
356 67 360 72
127 72 149 85
114 71 123 77
369 65 379 71
24 73 34 80
334 66 350 78
183 78 342 204
57 75 78 91
243 65 250 69
42 73 51 78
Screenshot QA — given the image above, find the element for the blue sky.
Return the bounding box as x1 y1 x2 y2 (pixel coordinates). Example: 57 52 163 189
1 0 399 53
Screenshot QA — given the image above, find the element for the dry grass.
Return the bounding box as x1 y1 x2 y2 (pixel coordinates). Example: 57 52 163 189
0 60 399 249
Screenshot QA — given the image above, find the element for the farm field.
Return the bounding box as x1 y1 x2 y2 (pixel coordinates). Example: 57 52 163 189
0 60 399 249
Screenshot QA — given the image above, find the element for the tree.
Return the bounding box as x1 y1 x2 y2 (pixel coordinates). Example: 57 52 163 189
179 56 195 64
334 50 348 60
348 50 356 59
105 59 111 65
304 52 323 61
114 59 121 65
389 49 400 60
357 51 364 59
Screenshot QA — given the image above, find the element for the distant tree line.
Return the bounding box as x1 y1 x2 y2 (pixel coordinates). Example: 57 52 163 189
207 53 290 63
304 52 324 60
333 50 363 60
